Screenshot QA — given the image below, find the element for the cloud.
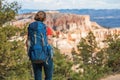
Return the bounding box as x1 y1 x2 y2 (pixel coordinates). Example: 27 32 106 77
33 0 53 3
8 0 120 9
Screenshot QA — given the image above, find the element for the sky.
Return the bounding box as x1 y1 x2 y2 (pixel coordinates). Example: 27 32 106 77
8 0 120 10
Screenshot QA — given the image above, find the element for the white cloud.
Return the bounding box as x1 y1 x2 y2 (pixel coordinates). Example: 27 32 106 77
33 0 53 3
7 0 120 9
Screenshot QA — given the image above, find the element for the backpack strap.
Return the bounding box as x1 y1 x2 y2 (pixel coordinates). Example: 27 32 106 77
33 23 44 46
34 22 47 53
34 31 37 44
41 33 45 46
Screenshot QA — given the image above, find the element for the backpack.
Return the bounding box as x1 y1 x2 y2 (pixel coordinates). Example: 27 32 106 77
27 21 50 64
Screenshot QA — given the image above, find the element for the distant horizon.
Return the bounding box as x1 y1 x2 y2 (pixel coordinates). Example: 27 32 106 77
19 8 120 11
19 8 120 10
18 8 120 14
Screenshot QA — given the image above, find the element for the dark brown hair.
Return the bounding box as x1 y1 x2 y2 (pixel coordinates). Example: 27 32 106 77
34 11 46 22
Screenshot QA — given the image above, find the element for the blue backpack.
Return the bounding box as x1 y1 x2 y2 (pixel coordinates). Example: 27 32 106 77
27 21 50 64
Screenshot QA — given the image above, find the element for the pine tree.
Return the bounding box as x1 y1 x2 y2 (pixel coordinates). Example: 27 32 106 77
53 48 74 80
0 0 21 26
104 34 120 72
77 31 97 66
75 31 106 80
0 26 31 80
0 1 31 78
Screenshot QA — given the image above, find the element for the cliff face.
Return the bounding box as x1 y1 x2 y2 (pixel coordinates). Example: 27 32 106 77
45 12 92 32
45 12 120 55
11 11 120 55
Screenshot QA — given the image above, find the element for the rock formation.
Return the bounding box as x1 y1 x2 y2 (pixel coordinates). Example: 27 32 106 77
11 11 120 55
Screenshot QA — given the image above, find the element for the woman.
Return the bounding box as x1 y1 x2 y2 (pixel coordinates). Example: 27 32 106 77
26 11 53 80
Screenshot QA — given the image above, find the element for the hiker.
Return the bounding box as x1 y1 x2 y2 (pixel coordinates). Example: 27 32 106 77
26 11 53 80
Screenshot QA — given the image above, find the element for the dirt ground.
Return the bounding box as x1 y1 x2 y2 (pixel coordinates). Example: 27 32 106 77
100 74 120 80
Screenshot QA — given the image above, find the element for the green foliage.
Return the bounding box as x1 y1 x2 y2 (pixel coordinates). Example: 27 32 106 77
19 23 29 36
72 31 109 80
77 31 98 65
0 0 21 26
104 34 120 72
0 1 31 79
53 48 74 80
71 31 120 80
0 26 32 80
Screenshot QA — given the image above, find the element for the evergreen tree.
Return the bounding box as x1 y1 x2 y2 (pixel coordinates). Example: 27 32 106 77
77 31 97 66
104 34 120 72
75 31 106 80
0 26 31 80
0 1 32 79
53 48 74 80
0 0 21 26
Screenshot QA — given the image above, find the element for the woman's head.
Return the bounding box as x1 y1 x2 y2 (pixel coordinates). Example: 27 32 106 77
34 11 46 22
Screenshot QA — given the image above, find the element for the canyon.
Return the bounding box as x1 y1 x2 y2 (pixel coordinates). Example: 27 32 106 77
11 11 120 55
